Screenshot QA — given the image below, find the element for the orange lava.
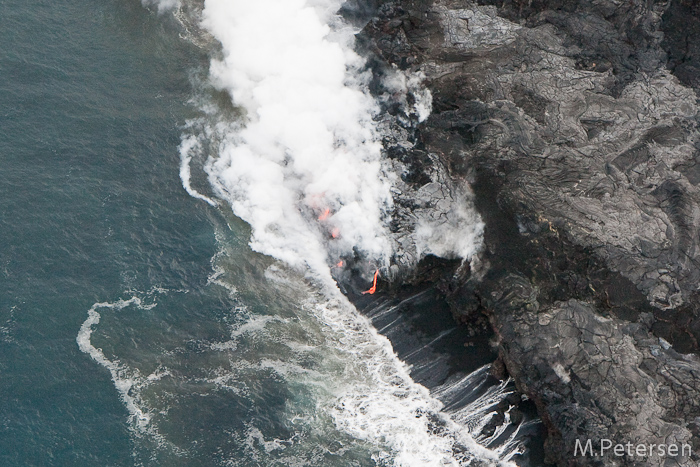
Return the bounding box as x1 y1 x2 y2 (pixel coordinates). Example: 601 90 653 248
331 227 340 238
362 270 379 295
336 260 344 268
318 208 330 221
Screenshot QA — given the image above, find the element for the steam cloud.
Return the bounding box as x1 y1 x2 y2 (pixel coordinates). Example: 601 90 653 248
198 0 395 274
141 0 180 13
169 0 485 278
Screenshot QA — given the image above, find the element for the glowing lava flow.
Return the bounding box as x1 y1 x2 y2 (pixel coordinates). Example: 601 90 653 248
362 270 379 295
318 208 331 221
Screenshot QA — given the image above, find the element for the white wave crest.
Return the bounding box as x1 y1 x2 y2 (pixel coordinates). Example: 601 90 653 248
76 296 189 461
313 295 511 467
76 298 157 432
179 135 218 206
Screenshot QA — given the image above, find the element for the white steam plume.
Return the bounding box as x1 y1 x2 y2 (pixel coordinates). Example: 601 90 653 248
179 136 218 207
141 0 181 14
200 0 394 273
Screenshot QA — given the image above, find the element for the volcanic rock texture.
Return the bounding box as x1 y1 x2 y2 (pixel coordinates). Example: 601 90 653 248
358 0 700 464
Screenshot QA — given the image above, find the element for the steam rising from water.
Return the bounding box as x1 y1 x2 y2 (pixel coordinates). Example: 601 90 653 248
142 0 180 14
199 0 394 272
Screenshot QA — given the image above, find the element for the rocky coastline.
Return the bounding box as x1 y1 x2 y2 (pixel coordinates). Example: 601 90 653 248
351 0 700 465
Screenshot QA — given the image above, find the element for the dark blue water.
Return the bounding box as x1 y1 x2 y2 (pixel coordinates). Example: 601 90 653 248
0 1 224 464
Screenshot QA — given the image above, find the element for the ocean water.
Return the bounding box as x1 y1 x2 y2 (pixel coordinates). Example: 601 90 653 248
0 0 218 464
0 0 528 465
